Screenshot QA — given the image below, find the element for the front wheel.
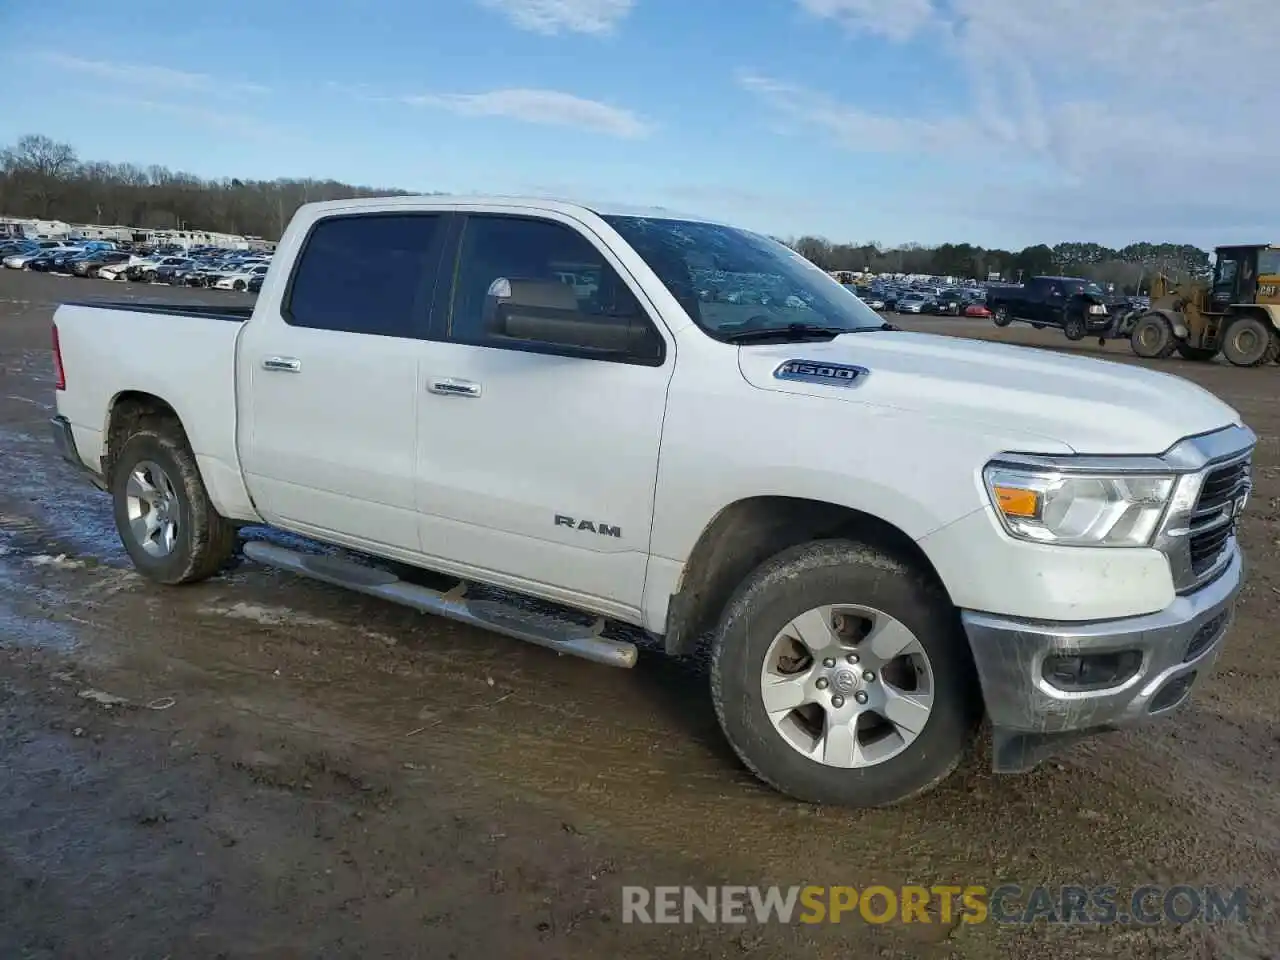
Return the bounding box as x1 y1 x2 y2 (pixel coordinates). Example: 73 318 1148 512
710 540 980 807
1129 313 1176 359
1221 315 1279 367
110 422 237 584
992 306 1012 327
1063 313 1087 341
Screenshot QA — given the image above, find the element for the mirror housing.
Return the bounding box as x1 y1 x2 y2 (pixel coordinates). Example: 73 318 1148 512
485 278 661 360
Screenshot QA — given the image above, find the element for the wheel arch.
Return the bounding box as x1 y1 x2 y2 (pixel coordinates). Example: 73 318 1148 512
1225 303 1280 332
1146 308 1187 340
661 495 950 656
102 391 190 481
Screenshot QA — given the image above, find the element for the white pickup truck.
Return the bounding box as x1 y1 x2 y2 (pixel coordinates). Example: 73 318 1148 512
50 196 1253 806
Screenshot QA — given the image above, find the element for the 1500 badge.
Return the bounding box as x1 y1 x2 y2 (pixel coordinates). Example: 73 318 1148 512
774 359 869 387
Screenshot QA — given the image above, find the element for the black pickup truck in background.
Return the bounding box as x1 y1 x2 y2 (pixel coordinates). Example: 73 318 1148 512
986 276 1126 341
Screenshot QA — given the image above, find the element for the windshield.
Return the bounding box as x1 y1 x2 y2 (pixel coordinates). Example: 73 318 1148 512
602 215 885 338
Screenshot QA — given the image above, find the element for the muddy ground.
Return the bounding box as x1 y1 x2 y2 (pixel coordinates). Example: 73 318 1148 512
0 269 1277 959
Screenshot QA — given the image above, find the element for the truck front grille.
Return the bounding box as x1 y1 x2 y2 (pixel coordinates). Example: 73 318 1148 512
1188 456 1250 578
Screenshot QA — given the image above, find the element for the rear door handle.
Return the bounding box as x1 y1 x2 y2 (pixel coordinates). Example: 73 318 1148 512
262 356 301 373
428 377 481 398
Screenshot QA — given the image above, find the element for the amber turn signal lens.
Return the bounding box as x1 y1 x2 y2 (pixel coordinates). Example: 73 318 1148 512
992 485 1039 518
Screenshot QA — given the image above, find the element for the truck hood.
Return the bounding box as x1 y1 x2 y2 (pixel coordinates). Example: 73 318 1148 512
737 331 1241 454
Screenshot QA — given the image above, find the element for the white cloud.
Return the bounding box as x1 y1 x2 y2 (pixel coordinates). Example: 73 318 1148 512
794 0 938 41
35 52 267 95
476 0 634 34
756 0 1280 243
403 88 651 139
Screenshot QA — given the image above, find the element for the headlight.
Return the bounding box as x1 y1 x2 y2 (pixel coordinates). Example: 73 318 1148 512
983 464 1176 547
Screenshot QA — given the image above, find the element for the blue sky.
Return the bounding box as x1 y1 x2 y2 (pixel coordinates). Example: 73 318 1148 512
1 0 1274 249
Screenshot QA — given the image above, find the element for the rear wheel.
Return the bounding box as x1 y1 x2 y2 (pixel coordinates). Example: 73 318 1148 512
1221 315 1279 367
992 305 1012 327
710 540 979 807
143 270 157 283
1130 313 1176 359
233 279 246 291
110 421 236 584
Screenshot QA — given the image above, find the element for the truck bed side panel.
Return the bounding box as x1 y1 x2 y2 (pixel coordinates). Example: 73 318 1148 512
52 302 260 522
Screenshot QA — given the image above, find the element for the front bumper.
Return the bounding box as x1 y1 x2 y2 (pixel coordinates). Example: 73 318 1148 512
962 545 1243 772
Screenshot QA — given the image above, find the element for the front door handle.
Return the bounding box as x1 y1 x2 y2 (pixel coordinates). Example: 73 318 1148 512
428 378 482 398
262 356 301 373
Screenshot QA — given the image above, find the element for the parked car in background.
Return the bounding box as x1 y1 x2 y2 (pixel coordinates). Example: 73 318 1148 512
211 262 269 291
896 292 931 314
247 273 265 294
73 251 136 279
926 289 967 316
4 247 64 269
29 249 86 272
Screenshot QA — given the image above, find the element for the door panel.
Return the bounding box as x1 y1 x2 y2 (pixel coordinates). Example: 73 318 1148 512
237 211 448 552
413 211 673 615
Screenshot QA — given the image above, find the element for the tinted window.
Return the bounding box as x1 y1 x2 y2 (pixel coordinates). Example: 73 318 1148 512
449 215 662 363
286 214 443 337
1259 249 1280 276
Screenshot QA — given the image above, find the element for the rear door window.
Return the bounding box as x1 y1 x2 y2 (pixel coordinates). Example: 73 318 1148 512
285 214 446 338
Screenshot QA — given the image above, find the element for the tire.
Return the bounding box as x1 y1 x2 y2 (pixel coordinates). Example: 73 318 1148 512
992 305 1012 327
233 279 246 292
1129 313 1176 359
109 421 236 585
1063 313 1087 341
710 539 980 807
1221 315 1280 367
1175 343 1218 363
143 270 157 283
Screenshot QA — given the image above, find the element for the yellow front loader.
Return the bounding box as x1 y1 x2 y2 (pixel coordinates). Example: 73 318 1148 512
1124 244 1280 366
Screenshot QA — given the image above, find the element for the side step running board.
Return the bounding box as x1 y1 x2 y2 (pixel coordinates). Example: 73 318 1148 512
241 541 638 668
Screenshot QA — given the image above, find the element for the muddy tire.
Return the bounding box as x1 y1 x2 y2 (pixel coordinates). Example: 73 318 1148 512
1063 313 1087 341
710 540 980 807
1221 315 1280 367
992 305 1012 327
1130 313 1176 359
1175 343 1218 363
109 421 236 585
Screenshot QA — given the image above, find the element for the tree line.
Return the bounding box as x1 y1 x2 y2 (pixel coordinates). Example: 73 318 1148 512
0 134 423 241
3 134 1206 292
787 237 1209 294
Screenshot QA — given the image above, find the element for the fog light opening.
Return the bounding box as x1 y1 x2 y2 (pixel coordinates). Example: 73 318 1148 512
1042 650 1143 692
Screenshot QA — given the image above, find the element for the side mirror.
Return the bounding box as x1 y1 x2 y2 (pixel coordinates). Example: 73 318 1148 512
486 278 660 359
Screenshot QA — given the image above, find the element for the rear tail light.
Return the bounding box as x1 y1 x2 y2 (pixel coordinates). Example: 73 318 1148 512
53 324 66 391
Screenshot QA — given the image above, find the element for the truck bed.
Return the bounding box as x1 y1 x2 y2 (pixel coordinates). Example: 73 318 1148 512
63 299 252 323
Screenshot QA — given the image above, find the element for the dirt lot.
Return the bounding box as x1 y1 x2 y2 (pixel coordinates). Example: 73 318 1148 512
1 270 1277 959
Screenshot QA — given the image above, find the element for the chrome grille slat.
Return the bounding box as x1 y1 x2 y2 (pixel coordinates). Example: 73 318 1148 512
1188 456 1250 579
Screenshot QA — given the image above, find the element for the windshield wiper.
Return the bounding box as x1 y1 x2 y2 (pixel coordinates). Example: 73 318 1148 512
721 323 857 344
